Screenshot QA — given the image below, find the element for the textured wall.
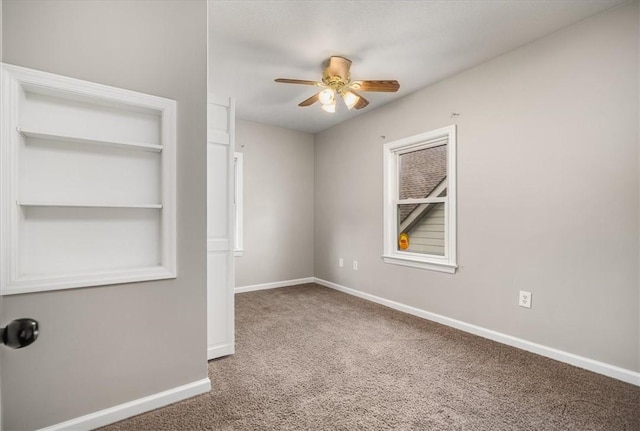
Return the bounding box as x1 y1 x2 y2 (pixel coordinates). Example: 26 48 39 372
314 2 639 372
1 1 208 429
235 120 314 287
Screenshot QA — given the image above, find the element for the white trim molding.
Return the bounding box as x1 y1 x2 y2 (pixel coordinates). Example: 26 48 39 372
235 277 315 294
233 152 244 256
37 378 211 431
381 254 457 274
314 278 640 387
382 125 457 274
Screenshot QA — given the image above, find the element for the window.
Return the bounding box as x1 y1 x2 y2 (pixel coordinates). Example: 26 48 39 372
382 125 457 273
234 152 244 256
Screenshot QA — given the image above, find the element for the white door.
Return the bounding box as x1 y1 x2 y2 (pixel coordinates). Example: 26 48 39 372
206 95 235 359
0 292 3 431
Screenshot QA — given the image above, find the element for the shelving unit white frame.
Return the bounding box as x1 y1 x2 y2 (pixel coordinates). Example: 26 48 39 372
0 63 177 295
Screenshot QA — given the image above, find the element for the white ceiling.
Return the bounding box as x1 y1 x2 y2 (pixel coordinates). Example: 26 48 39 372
208 0 624 134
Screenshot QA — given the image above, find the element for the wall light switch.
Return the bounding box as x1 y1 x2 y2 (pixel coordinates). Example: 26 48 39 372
338 258 344 267
353 261 358 271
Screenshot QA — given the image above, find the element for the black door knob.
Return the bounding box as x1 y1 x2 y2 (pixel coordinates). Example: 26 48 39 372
1 318 39 349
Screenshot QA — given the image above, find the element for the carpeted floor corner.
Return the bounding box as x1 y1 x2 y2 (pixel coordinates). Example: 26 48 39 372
102 283 640 430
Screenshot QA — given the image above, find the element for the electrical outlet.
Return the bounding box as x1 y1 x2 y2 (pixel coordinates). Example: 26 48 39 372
338 258 343 267
519 291 532 308
353 261 358 271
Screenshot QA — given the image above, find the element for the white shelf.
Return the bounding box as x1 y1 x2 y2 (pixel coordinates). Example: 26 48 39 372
18 201 162 209
2 63 177 295
2 265 175 296
18 127 163 152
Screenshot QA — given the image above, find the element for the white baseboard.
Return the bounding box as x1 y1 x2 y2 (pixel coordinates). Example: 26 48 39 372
235 277 314 293
314 277 640 387
208 343 234 360
38 378 212 431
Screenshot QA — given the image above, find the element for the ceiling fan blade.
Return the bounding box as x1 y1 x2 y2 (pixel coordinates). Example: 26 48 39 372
275 78 322 86
350 80 400 92
351 91 369 109
298 92 320 107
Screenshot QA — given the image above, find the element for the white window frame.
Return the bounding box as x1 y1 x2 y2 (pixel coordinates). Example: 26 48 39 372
233 152 244 256
382 125 457 274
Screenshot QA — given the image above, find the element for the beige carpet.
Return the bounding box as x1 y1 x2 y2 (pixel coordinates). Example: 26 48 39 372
103 283 639 430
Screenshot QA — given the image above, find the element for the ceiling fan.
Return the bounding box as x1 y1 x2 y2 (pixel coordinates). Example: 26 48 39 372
275 56 400 113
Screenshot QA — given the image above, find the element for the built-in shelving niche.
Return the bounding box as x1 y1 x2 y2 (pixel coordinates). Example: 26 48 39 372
1 64 176 295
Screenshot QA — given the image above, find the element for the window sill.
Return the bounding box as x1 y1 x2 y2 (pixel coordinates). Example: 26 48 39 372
382 254 457 274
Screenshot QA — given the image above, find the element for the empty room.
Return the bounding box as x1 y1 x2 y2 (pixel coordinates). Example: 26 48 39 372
0 1 638 430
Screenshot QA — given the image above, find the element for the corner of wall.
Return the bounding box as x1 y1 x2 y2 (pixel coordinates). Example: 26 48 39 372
0 0 3 62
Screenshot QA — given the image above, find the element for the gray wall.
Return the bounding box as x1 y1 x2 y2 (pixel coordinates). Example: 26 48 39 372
235 120 314 287
315 1 639 372
1 1 208 429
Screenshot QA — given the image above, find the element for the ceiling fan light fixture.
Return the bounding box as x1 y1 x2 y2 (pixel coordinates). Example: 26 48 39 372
275 56 399 112
341 91 360 110
318 88 335 105
321 100 336 113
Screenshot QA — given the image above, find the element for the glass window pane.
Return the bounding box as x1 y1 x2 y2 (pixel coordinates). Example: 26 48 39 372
397 203 445 256
399 144 447 199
